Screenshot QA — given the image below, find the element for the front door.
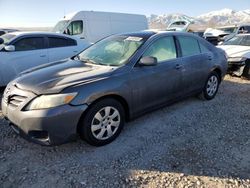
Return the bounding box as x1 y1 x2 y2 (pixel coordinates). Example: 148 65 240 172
129 36 183 115
11 36 49 73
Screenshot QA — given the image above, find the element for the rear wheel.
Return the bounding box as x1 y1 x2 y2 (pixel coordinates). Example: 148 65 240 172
199 71 220 100
79 98 125 146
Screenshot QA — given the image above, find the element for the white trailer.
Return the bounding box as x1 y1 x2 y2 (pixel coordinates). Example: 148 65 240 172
52 11 148 43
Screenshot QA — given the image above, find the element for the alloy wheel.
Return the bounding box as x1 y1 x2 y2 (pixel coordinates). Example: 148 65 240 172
91 106 120 140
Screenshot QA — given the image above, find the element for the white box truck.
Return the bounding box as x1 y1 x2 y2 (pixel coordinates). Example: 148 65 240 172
52 11 148 43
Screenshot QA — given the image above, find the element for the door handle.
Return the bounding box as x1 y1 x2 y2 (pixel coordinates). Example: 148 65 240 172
73 50 78 53
40 55 46 57
207 55 213 61
175 64 182 70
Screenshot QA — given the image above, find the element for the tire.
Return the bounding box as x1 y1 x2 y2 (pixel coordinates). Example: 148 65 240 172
79 98 125 146
199 71 220 100
242 60 250 80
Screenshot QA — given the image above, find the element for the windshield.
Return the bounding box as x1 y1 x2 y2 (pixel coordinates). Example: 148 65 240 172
52 20 69 33
79 35 145 66
0 33 16 44
223 35 250 46
217 27 237 33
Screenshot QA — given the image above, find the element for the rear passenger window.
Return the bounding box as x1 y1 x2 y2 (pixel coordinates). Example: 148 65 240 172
14 37 45 51
178 36 200 56
48 37 76 48
143 37 177 62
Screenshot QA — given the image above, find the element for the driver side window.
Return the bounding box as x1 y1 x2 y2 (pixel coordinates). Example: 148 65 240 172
66 20 83 35
143 37 177 63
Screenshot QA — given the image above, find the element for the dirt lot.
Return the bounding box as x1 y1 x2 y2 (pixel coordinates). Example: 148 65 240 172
0 75 249 188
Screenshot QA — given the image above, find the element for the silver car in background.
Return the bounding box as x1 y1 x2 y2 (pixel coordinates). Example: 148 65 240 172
0 32 89 86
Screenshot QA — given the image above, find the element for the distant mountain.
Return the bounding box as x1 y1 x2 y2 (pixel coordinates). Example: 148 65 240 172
148 8 250 30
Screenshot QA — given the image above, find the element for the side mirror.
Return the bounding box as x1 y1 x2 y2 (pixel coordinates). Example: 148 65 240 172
0 38 4 45
4 45 15 52
138 56 157 66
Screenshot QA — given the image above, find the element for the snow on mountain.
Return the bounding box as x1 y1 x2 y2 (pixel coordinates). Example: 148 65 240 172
197 8 250 25
149 9 250 29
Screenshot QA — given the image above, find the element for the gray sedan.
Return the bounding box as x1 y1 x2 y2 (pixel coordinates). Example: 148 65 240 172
1 31 227 146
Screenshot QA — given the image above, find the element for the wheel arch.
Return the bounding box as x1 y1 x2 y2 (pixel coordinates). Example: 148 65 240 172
211 67 222 83
76 94 130 134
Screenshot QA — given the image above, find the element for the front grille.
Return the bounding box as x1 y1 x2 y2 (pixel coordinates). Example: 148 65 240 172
7 95 27 108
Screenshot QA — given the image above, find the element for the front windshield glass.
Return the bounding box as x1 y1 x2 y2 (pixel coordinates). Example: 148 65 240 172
223 35 250 46
52 20 69 33
79 35 145 66
218 27 237 33
0 33 16 44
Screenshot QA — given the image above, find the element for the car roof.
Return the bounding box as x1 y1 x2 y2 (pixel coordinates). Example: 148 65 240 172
8 31 76 39
0 28 19 32
116 30 157 39
116 30 198 40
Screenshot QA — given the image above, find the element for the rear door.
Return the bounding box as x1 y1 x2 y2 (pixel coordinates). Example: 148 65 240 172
176 36 211 93
47 36 79 62
10 36 48 72
130 36 183 114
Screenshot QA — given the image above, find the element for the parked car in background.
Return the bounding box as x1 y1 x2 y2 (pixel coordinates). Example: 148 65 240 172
167 20 191 31
52 11 148 43
217 34 250 79
0 32 90 86
223 24 250 42
167 20 201 32
1 31 227 146
204 25 237 45
0 28 19 36
204 24 250 45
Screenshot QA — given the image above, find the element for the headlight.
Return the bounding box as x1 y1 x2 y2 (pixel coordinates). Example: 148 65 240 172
227 57 247 62
25 93 77 110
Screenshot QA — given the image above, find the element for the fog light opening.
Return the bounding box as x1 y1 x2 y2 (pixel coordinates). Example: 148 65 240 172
28 130 49 140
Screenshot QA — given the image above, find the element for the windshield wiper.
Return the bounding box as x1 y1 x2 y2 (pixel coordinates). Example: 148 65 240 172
80 58 110 66
80 58 98 64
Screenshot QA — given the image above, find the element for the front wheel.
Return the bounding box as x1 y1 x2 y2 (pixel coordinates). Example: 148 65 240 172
79 98 125 146
199 71 220 100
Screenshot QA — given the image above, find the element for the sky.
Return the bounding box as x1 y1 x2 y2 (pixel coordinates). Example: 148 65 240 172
0 0 249 27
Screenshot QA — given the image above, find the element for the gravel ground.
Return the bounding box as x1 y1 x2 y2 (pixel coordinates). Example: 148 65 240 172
0 75 249 188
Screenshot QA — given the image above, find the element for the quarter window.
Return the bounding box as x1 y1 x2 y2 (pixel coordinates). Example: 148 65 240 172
143 37 177 62
178 36 200 57
48 37 76 48
14 37 45 51
66 20 83 35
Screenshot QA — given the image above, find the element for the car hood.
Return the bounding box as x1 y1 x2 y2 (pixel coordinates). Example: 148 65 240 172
14 59 117 94
217 45 250 58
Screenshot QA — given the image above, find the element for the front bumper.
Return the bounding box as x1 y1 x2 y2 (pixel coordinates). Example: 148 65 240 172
1 85 88 145
227 61 246 76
